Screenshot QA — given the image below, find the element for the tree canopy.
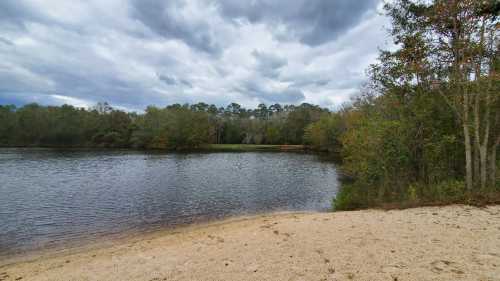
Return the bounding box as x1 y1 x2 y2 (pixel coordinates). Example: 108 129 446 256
0 102 329 149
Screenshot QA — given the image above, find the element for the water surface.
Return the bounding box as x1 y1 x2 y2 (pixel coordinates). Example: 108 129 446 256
0 148 338 258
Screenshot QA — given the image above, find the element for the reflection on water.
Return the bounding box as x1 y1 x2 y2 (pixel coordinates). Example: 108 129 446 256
0 148 338 258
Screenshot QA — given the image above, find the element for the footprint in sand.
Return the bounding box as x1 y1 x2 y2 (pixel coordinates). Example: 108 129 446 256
207 234 224 243
0 272 9 281
473 253 500 268
430 260 464 275
382 262 408 274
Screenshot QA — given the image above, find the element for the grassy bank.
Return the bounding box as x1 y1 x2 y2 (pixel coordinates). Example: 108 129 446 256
198 144 307 152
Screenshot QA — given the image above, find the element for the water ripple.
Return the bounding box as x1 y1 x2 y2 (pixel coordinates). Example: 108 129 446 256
0 149 338 257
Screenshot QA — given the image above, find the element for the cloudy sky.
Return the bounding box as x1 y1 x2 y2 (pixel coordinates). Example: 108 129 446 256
0 0 390 111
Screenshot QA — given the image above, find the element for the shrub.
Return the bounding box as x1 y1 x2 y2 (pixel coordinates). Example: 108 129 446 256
332 183 370 211
406 184 418 202
421 180 466 203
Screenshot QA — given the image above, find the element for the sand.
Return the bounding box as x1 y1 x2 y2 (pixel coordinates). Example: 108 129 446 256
1 205 500 281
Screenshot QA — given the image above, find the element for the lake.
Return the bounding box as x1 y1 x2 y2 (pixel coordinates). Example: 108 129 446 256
0 148 339 259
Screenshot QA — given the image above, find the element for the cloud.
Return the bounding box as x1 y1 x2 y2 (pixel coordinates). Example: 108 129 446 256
0 0 41 28
0 0 388 111
216 0 379 45
252 50 288 78
239 79 305 104
0 37 13 45
158 73 193 88
129 0 227 54
157 74 176 85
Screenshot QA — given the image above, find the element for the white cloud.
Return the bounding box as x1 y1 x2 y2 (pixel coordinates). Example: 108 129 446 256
49 94 92 108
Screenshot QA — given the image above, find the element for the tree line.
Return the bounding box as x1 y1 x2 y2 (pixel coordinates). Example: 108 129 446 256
0 102 332 149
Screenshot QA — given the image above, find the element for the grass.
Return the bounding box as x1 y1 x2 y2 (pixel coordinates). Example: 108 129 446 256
199 144 307 152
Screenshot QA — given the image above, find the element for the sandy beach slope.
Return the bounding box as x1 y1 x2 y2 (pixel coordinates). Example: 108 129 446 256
1 205 499 281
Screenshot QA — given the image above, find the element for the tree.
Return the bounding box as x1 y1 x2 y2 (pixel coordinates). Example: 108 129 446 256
304 113 343 152
256 103 269 120
282 103 326 144
382 0 499 189
0 105 16 145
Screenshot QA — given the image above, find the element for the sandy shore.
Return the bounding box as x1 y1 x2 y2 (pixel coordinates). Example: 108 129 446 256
1 205 500 281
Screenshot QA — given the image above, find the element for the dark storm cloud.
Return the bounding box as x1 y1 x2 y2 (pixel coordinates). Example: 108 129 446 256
0 91 46 106
0 0 64 31
179 79 193 88
239 80 305 104
272 87 305 103
252 50 288 78
0 37 13 45
0 0 38 27
158 73 193 88
129 0 222 54
158 74 176 85
216 0 379 45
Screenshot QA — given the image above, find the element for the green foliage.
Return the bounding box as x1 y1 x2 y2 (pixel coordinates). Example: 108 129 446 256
422 180 467 203
333 183 371 211
265 125 282 144
334 180 470 211
304 113 343 152
402 180 468 203
0 105 17 145
336 84 466 205
0 102 334 150
331 0 500 210
281 103 326 144
407 184 418 203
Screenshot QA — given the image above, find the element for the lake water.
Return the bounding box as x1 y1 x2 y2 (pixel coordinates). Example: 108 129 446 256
0 148 339 259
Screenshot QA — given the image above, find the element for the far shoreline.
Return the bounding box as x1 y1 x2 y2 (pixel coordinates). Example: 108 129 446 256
0 144 310 152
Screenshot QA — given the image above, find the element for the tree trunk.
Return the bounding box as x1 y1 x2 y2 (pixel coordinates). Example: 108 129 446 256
474 16 491 190
474 138 480 183
480 145 488 189
464 125 474 190
473 91 480 184
491 111 500 187
463 93 473 190
491 138 499 187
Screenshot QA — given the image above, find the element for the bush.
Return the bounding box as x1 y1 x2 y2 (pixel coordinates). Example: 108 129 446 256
332 183 370 211
333 180 473 211
421 180 467 203
406 184 418 203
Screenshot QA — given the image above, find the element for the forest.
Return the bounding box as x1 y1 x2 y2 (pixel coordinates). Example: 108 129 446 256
1 0 498 210
0 102 332 149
